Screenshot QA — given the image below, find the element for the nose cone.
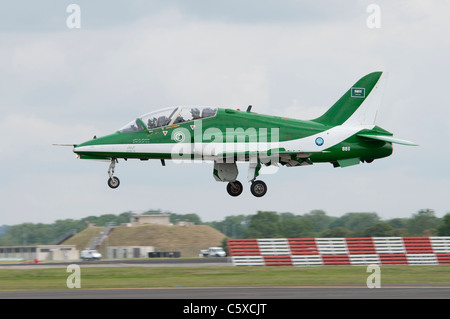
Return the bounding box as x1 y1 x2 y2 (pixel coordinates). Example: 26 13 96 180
73 141 91 159
73 135 113 160
73 139 93 155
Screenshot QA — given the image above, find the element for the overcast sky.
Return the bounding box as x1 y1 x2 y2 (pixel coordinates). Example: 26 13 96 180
0 1 449 225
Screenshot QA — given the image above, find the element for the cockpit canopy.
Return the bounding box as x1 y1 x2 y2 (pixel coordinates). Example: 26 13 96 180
119 106 217 133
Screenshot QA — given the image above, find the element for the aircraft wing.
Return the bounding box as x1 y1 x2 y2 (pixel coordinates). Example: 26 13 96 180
357 134 418 146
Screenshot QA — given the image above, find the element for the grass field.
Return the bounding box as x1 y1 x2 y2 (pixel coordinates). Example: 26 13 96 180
1 265 450 291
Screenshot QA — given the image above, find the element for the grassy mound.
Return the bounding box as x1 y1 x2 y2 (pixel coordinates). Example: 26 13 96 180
64 224 226 257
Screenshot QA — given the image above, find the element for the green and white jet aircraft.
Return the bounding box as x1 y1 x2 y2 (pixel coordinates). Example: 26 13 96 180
69 71 417 197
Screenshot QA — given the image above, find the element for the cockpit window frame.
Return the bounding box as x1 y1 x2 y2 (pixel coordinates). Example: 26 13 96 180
119 106 218 133
159 106 217 128
118 119 146 133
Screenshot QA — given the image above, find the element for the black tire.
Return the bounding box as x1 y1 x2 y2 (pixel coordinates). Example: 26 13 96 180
250 180 267 197
226 181 243 197
107 176 120 189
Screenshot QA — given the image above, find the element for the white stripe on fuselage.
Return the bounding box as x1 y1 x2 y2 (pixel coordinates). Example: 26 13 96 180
74 125 373 157
282 124 374 152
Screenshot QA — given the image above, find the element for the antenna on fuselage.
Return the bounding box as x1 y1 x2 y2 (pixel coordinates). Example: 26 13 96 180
246 105 252 112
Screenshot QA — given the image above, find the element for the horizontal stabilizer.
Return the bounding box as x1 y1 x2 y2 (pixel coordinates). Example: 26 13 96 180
357 134 418 146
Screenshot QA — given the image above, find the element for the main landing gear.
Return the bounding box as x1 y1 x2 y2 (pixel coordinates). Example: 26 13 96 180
250 180 267 197
226 180 267 197
226 181 243 197
107 158 120 189
215 161 268 197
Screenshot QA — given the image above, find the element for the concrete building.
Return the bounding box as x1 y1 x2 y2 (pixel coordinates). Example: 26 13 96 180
0 245 79 261
130 214 171 226
107 246 154 259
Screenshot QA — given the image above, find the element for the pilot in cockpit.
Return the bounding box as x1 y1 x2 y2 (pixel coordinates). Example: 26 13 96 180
157 116 169 127
147 117 157 129
173 115 185 124
191 108 201 120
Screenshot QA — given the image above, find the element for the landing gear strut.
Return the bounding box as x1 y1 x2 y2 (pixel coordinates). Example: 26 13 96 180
107 158 120 189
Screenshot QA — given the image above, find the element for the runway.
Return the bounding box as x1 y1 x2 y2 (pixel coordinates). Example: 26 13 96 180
1 259 450 299
0 257 231 269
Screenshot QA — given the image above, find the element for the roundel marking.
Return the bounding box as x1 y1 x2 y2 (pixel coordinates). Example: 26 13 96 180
315 137 324 146
173 131 186 143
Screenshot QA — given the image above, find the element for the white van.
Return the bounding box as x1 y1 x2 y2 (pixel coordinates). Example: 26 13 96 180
200 247 227 257
80 249 102 260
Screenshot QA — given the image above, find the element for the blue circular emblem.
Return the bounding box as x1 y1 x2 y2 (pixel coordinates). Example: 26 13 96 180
315 137 324 146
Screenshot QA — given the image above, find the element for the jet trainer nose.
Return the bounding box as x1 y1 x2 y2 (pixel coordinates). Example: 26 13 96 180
72 134 114 161
72 135 120 188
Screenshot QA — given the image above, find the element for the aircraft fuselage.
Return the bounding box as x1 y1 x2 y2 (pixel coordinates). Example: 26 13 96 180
69 71 415 196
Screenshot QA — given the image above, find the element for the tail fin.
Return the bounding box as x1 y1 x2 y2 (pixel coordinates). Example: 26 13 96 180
313 71 387 126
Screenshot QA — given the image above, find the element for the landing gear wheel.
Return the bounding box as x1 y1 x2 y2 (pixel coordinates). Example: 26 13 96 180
226 181 243 197
107 176 120 189
250 180 267 197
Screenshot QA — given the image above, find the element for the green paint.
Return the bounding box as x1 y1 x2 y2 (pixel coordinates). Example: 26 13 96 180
313 72 382 125
69 71 416 195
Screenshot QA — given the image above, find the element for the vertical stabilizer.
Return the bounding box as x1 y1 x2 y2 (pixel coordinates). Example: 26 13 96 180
313 72 386 126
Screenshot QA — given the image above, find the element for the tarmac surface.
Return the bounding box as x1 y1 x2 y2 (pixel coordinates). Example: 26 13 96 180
1 285 450 299
1 258 450 299
0 257 230 269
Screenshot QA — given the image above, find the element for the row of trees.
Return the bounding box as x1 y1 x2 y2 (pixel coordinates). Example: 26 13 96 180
0 209 449 246
0 212 130 246
0 210 201 246
210 209 449 239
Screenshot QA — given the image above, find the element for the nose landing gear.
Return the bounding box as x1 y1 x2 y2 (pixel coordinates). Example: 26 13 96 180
107 158 120 189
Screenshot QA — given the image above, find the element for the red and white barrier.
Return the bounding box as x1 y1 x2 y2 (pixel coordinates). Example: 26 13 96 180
227 237 450 266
